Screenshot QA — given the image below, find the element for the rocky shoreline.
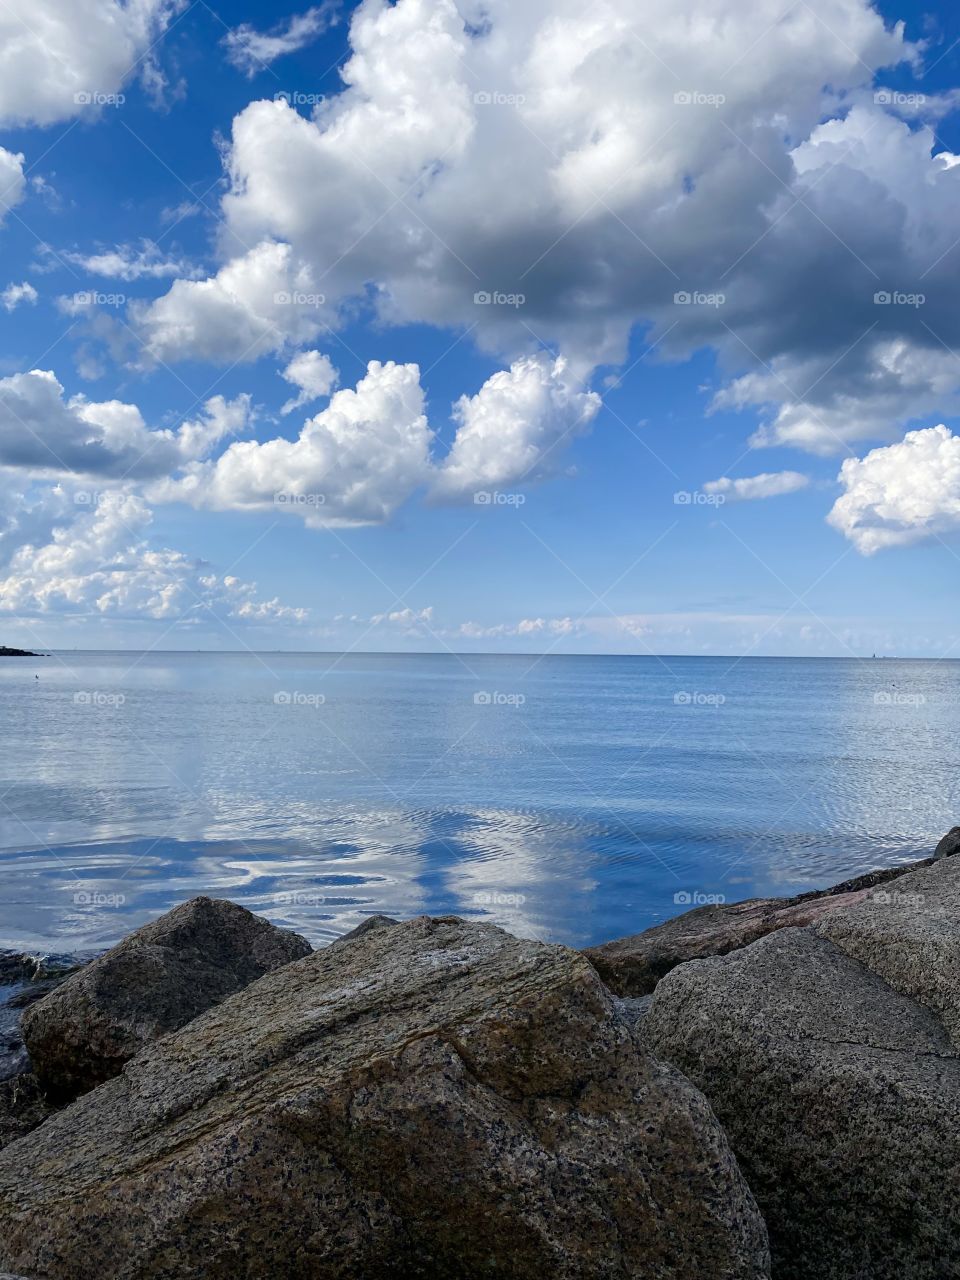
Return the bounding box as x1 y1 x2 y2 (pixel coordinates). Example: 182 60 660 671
0 647 43 658
1 837 958 1278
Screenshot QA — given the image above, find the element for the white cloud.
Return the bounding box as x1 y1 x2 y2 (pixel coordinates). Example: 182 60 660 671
57 241 201 282
828 425 960 554
0 370 249 480
132 0 939 461
1 282 37 312
703 471 810 502
0 490 307 623
280 349 338 414
151 353 600 526
0 148 26 223
223 4 339 76
155 359 432 526
431 354 600 501
132 240 328 365
0 0 186 127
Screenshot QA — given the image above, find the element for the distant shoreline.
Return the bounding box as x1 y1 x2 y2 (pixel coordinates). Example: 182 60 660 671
0 647 43 658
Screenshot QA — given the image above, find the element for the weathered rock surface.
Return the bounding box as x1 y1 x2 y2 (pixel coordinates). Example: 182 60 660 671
0 916 770 1280
585 860 934 995
817 853 960 1047
21 897 311 1102
645 927 960 1280
935 826 960 859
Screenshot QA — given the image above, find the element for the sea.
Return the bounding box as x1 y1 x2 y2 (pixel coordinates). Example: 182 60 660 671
0 650 955 953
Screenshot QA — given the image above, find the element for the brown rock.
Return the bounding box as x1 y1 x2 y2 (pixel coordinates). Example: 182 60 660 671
0 916 770 1280
21 897 311 1102
585 860 933 996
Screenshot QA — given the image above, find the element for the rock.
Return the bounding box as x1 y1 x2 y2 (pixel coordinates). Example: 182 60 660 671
644 927 960 1280
816 853 960 1047
0 646 40 658
0 916 770 1280
21 897 311 1102
935 826 960 860
0 1076 51 1153
334 913 399 944
585 860 934 996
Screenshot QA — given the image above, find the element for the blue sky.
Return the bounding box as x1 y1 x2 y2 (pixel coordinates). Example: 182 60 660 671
0 0 959 656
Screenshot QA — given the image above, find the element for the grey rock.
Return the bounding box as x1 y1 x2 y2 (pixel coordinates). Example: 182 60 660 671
816 853 960 1047
0 915 770 1280
21 897 311 1102
333 913 399 945
645 927 960 1280
935 826 960 859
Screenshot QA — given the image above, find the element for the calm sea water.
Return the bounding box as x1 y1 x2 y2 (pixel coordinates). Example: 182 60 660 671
0 651 955 953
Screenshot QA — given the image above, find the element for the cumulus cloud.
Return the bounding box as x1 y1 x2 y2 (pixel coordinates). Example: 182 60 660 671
128 0 960 465
703 471 810 502
0 0 186 127
431 355 600 501
0 490 307 622
155 359 432 526
0 370 249 480
280 349 338 414
151 353 600 526
1 282 37 312
223 4 340 76
132 240 328 365
828 425 960 554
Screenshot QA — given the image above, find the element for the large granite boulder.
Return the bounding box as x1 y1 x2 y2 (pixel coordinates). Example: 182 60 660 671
584 862 926 996
645 927 960 1280
817 853 960 1047
0 916 771 1280
21 897 311 1102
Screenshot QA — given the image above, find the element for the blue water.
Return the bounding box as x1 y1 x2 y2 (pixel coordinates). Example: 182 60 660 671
0 651 955 952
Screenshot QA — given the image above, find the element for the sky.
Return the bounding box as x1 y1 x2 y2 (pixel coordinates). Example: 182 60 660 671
0 0 959 657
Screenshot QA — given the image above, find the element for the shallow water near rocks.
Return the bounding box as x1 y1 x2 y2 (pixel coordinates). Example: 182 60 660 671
0 651 955 952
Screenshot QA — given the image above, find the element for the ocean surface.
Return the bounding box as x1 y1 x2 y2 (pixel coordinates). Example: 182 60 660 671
0 651 955 953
